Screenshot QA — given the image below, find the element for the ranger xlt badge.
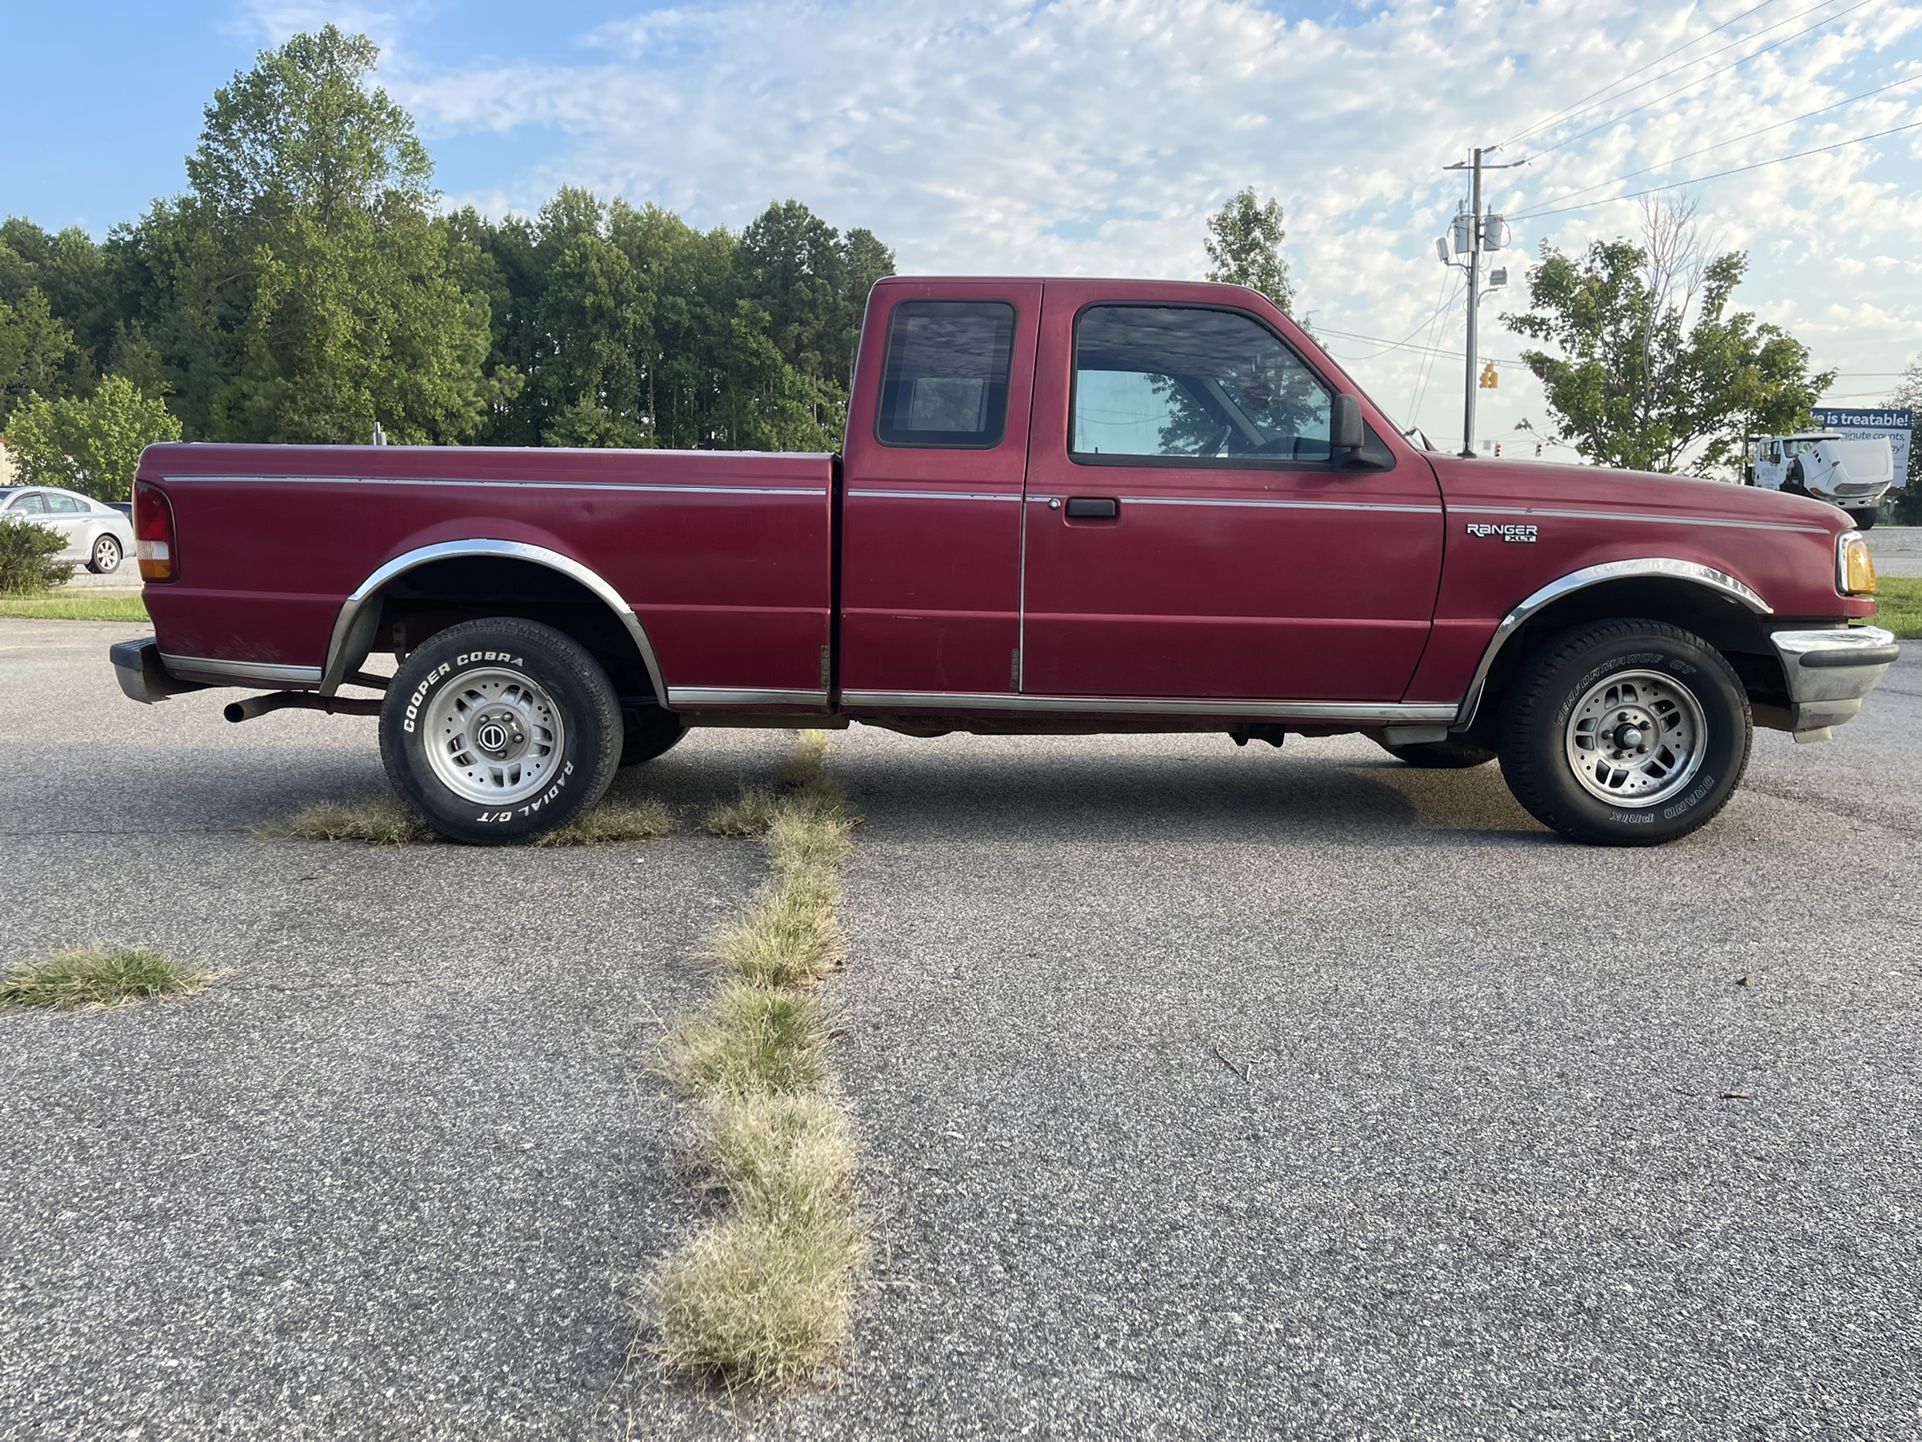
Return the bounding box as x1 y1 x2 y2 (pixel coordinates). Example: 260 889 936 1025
1466 522 1539 543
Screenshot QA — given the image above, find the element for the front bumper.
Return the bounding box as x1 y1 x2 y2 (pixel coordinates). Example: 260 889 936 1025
1766 626 1899 740
110 637 206 704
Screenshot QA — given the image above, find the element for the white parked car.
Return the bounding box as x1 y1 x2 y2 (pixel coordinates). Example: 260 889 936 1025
0 485 138 573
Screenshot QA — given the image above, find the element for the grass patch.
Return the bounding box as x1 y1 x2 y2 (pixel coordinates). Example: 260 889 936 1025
535 797 675 846
0 945 212 1012
652 1205 865 1390
667 982 830 1098
258 794 675 846
0 593 149 622
648 730 863 1390
1873 576 1921 640
255 796 429 845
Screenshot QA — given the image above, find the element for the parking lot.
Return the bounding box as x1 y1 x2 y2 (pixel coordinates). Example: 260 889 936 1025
3 617 1919 1439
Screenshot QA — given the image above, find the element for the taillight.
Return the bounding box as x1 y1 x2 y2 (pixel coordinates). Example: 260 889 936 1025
135 480 176 581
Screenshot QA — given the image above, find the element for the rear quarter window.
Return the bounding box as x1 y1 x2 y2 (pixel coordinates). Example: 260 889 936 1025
874 300 1016 449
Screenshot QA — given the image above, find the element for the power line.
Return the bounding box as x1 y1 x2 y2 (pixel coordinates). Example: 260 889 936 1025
1510 73 1921 216
1496 0 1781 151
1524 0 1881 164
1407 278 1462 423
1322 324 1525 367
1511 116 1922 218
1324 283 1475 361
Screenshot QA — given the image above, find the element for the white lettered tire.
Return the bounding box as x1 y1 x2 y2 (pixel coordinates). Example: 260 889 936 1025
1497 619 1751 846
379 618 623 845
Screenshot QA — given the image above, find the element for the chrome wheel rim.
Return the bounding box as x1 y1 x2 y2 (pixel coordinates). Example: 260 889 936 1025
421 666 566 805
1564 668 1706 808
96 536 119 567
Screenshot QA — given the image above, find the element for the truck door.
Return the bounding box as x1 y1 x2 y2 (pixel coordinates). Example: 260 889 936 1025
1019 285 1444 702
838 280 1042 697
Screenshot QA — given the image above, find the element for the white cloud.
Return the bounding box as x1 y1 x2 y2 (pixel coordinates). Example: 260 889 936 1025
259 0 1922 438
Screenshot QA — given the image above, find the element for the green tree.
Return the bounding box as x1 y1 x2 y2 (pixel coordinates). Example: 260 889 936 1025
0 289 81 425
6 375 182 501
1203 188 1295 311
1503 200 1830 475
118 26 515 443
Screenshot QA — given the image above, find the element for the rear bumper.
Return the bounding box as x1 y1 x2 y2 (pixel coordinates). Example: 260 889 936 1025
1765 626 1898 739
110 638 207 704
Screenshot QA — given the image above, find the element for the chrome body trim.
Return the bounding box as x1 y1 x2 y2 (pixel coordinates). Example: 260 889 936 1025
1451 558 1774 733
846 489 1021 503
841 690 1458 723
666 687 829 709
320 539 667 704
164 474 826 499
1765 625 1899 736
1453 505 1830 535
1119 495 1442 514
160 653 324 687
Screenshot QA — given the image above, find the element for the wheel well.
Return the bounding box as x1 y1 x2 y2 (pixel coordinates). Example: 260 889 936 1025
1467 577 1787 739
339 555 663 704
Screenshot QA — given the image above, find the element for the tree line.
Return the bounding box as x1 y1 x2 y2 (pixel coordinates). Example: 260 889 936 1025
0 27 890 499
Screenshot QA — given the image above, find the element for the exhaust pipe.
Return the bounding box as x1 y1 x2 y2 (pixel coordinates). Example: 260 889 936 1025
224 692 383 724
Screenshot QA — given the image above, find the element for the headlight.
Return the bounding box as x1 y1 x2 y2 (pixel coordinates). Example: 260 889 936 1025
1837 531 1877 595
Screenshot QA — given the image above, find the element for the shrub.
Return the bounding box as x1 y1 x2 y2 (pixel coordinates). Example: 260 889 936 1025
0 514 74 594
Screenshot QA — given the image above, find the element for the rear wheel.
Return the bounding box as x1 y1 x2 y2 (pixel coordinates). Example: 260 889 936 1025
1497 620 1750 846
1375 737 1496 768
89 534 122 574
379 618 622 844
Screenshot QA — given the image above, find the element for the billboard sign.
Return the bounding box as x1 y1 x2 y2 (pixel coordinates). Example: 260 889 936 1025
1812 406 1913 489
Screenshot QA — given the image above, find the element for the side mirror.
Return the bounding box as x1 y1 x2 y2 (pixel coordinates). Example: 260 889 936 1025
1332 394 1365 457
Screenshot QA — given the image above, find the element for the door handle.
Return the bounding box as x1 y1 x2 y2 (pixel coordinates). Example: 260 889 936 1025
1064 497 1120 519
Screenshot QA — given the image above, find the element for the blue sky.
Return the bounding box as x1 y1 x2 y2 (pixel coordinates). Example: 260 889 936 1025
6 1 1920 452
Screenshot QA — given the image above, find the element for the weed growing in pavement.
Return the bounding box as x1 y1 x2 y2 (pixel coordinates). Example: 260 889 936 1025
0 945 213 1012
648 730 865 1389
258 795 675 846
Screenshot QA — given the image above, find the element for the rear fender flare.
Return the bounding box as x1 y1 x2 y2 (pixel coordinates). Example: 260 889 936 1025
320 539 667 705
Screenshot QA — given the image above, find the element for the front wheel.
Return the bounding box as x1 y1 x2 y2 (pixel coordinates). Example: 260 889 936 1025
1847 509 1878 531
89 534 123 574
379 618 623 844
1497 620 1751 846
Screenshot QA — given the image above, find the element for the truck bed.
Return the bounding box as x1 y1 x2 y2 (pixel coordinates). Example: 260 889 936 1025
136 443 837 703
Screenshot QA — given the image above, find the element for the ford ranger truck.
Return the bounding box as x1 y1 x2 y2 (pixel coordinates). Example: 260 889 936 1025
110 277 1898 846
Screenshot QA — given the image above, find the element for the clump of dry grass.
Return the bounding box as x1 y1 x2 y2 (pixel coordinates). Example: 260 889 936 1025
648 729 864 1389
703 784 783 837
0 946 214 1012
652 1204 865 1390
259 795 675 846
535 797 675 846
666 982 830 1098
254 796 430 845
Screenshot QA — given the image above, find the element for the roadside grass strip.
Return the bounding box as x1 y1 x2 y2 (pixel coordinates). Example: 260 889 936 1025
257 795 676 846
0 945 213 1012
0 593 150 622
649 730 865 1389
1875 576 1921 640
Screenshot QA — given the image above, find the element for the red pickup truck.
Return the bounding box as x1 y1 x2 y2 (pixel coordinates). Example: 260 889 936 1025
112 276 1897 846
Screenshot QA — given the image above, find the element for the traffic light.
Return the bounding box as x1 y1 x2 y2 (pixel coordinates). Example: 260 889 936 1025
1494 442 1502 457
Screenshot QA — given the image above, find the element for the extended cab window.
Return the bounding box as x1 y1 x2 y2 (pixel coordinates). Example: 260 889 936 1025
875 300 1015 448
1072 305 1332 463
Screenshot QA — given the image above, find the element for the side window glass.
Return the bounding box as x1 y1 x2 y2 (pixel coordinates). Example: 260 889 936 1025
1072 305 1332 463
49 493 84 513
875 300 1016 448
15 492 49 514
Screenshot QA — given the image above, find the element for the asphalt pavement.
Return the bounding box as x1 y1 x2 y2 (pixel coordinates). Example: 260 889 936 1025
3 619 1919 1440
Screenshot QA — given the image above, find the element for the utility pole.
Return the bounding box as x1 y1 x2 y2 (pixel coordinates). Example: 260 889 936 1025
1442 147 1522 458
